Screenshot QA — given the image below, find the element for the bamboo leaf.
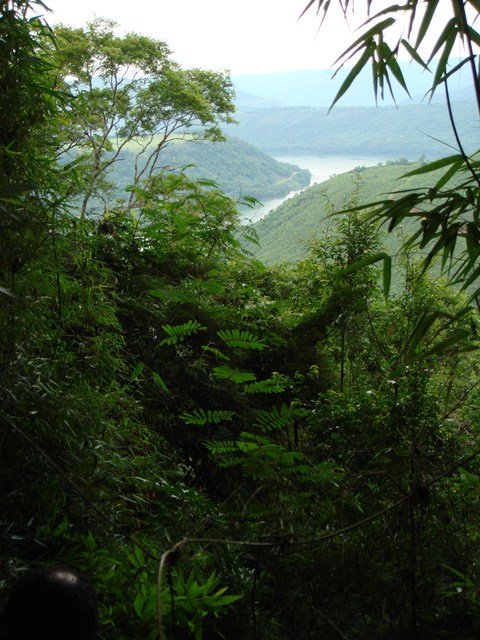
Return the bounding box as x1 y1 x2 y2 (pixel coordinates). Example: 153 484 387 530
131 362 144 381
405 312 439 362
460 263 480 292
331 44 375 109
467 0 480 13
0 287 16 299
385 47 410 96
402 154 464 176
334 17 395 64
467 25 480 47
299 0 323 19
152 371 170 394
340 251 392 298
427 329 472 356
439 56 474 84
400 38 429 69
431 26 457 93
435 159 464 189
201 344 230 361
416 0 440 48
382 254 392 300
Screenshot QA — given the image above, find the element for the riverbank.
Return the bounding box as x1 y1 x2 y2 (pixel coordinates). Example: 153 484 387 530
240 154 389 223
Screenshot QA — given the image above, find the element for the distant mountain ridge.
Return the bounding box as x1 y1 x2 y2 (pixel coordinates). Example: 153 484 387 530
232 60 473 108
228 59 477 159
234 90 284 109
224 100 476 158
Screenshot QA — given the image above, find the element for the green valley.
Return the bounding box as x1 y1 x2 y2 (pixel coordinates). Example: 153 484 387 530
109 136 311 202
248 159 454 264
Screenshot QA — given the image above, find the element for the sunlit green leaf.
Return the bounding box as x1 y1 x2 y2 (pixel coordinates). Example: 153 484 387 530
212 366 256 383
403 154 464 176
217 329 267 350
152 371 170 394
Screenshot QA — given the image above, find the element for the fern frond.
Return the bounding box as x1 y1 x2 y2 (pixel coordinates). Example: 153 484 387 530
160 320 206 345
215 456 247 469
254 404 308 432
244 378 288 394
241 505 276 520
201 344 230 361
205 440 238 454
275 450 304 465
181 409 235 425
213 366 256 383
217 329 267 350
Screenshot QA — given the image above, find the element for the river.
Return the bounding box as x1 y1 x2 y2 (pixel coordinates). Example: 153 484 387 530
240 154 388 223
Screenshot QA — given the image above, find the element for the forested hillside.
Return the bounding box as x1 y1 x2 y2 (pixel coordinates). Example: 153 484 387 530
2 4 480 640
249 159 448 264
108 136 310 202
223 101 477 157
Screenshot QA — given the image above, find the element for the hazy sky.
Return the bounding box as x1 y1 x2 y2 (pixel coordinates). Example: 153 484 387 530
41 1 469 77
41 0 368 75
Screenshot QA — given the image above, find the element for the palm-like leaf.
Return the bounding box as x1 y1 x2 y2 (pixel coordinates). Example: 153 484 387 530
217 329 267 350
160 320 206 345
302 0 480 112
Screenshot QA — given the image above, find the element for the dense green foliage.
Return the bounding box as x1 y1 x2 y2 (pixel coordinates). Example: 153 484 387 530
51 18 236 218
2 3 480 640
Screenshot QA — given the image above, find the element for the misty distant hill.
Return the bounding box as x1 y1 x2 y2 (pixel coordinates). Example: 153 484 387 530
232 60 472 108
234 90 284 109
224 100 477 158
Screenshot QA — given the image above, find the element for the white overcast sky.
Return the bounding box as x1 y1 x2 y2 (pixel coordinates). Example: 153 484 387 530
39 0 382 74
41 1 469 76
